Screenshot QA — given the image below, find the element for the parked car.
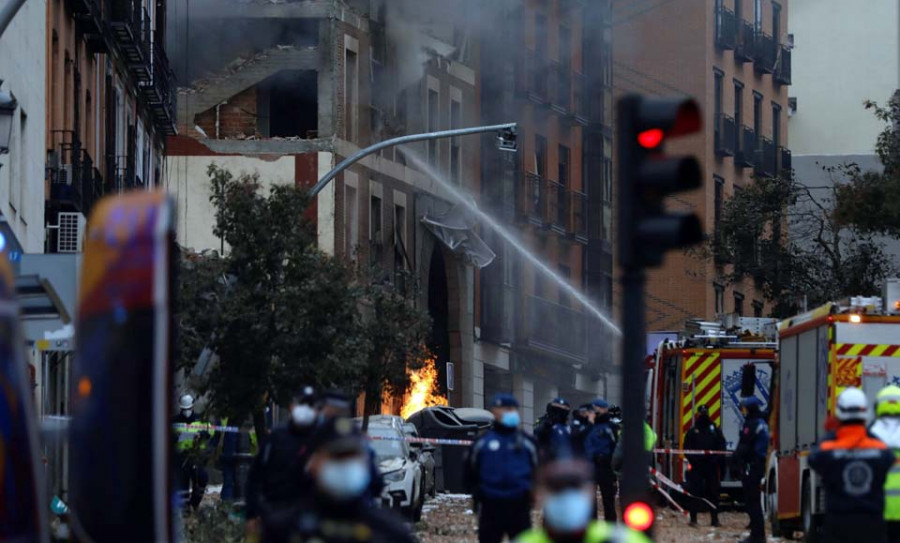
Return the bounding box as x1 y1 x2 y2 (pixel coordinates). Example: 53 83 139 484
366 423 425 521
403 422 436 498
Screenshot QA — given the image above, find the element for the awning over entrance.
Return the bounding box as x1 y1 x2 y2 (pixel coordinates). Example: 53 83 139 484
421 204 495 268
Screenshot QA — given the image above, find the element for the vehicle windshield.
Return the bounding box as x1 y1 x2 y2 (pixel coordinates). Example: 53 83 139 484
368 429 407 460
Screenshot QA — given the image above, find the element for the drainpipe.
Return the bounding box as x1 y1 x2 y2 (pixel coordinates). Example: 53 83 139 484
215 100 227 139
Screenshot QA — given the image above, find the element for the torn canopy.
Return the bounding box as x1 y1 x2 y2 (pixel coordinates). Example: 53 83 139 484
421 205 496 268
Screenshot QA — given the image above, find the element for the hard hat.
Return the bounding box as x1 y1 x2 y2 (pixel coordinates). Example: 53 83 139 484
836 387 868 422
179 394 194 410
876 385 900 417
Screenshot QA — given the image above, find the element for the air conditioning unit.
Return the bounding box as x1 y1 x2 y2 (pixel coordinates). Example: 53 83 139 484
56 212 86 253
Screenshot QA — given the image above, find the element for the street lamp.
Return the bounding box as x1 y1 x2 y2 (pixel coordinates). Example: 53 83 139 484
0 82 17 154
497 126 517 152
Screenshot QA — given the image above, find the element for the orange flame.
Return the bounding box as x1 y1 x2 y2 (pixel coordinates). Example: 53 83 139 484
401 358 448 419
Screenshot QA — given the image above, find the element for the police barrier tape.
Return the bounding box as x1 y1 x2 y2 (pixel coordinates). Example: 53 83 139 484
650 467 717 510
652 448 732 455
650 480 688 516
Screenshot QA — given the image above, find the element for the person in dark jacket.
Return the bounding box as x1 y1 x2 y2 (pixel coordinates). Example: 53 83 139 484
585 399 618 521
246 387 320 542
173 393 211 511
534 397 573 462
569 404 595 459
684 405 726 527
733 397 769 543
284 417 416 543
810 387 895 543
466 393 539 543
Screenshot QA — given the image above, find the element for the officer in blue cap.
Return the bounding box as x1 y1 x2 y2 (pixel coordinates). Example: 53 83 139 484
734 396 769 543
534 397 573 463
466 393 539 543
585 399 618 521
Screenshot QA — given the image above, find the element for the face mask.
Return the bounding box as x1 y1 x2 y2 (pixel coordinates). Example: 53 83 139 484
291 405 316 427
500 410 521 428
317 459 371 501
543 489 593 533
181 409 192 418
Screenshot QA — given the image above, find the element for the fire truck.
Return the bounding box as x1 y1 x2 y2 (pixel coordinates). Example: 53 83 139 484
648 317 777 495
765 285 900 540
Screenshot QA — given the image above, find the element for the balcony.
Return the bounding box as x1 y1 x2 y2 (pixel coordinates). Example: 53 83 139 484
526 296 587 363
736 125 756 168
143 36 178 134
570 191 588 244
570 72 589 126
551 61 571 115
50 147 104 217
107 0 151 82
715 114 736 157
774 45 791 85
715 5 736 50
753 31 776 73
735 21 754 63
523 172 546 225
754 136 777 177
779 146 792 177
547 180 568 234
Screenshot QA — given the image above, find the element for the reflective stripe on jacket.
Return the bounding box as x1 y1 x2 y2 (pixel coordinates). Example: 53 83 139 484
515 521 652 543
870 416 900 521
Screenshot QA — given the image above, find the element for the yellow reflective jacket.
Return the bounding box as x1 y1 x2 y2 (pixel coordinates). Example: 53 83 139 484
516 521 652 543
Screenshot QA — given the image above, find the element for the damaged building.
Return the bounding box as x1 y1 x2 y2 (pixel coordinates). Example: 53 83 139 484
165 0 617 422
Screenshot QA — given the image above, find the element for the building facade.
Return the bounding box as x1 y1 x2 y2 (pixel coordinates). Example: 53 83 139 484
613 0 791 331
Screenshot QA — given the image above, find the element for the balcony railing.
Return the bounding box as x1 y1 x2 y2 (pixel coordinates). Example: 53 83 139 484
107 0 151 81
570 191 587 243
735 20 754 63
736 125 756 168
779 146 792 177
143 35 178 134
753 31 776 73
715 114 736 156
774 45 791 85
527 295 587 362
755 136 777 177
715 5 736 50
50 147 104 216
523 172 546 224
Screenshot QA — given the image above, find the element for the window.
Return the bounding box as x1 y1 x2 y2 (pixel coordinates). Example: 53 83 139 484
734 292 745 317
534 271 545 299
753 92 763 147
345 184 358 258
734 80 744 128
714 176 724 230
394 203 407 275
754 0 762 30
504 246 514 286
370 195 382 244
714 70 723 121
344 49 358 142
558 145 570 187
772 2 781 45
534 135 547 177
450 99 462 185
772 103 782 148
535 13 547 56
714 283 725 315
735 0 742 21
753 300 764 318
603 158 613 203
427 89 439 165
558 265 571 307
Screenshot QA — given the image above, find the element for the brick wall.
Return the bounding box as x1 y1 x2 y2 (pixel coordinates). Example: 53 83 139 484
195 86 259 139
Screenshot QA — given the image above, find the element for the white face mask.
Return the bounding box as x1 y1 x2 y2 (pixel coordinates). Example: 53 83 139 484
291 404 316 427
543 489 593 533
181 409 192 418
317 459 371 501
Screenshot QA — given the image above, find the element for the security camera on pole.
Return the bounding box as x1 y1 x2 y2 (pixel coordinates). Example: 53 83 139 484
617 94 703 537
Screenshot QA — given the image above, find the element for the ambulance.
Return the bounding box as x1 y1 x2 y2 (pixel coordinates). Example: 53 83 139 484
648 317 777 495
765 282 900 540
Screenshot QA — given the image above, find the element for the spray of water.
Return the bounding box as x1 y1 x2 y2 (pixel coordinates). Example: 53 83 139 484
401 148 623 337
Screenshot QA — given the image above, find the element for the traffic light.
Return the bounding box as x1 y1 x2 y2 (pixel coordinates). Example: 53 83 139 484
617 95 704 268
624 501 655 533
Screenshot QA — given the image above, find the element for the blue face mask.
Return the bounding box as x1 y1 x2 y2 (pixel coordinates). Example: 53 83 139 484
317 459 371 501
500 410 521 428
543 489 593 533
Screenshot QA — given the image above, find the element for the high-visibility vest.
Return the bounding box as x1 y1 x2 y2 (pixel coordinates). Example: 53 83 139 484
644 422 657 451
886 450 900 521
175 422 214 452
516 521 652 543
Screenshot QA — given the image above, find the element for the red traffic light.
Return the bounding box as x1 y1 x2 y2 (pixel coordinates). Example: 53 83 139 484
624 502 654 532
638 128 665 149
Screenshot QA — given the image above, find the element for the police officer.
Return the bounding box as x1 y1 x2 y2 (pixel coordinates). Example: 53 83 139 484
684 405 725 527
246 387 320 542
516 458 651 543
585 399 618 521
811 387 894 543
733 397 768 543
286 417 416 543
871 385 900 543
466 393 539 543
173 393 211 510
569 404 595 459
535 397 573 461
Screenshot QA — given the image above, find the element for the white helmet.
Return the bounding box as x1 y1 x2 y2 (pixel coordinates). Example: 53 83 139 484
179 394 194 410
836 387 868 422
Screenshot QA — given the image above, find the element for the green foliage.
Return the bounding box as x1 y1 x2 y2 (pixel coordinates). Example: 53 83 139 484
833 91 900 235
711 172 894 317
